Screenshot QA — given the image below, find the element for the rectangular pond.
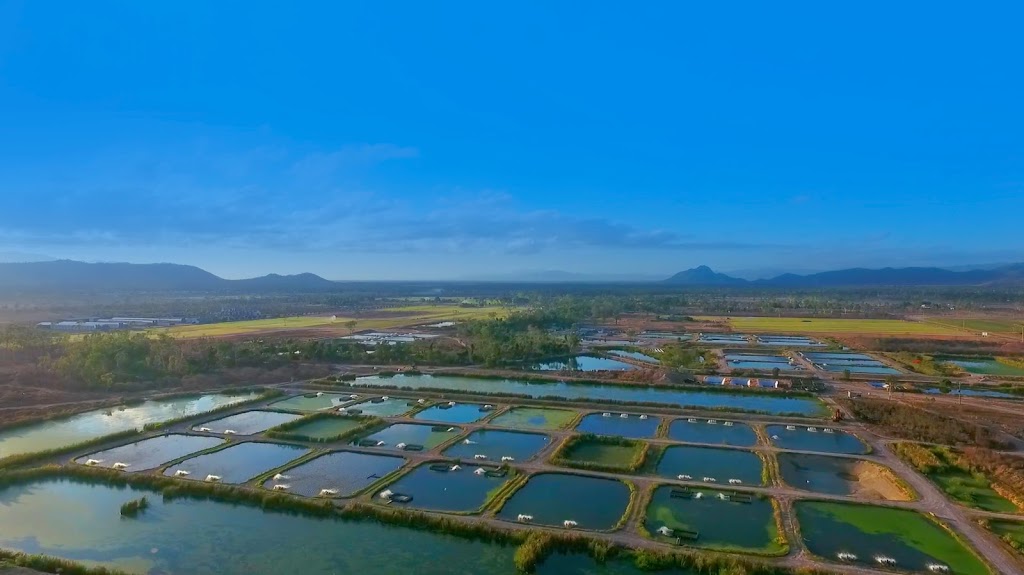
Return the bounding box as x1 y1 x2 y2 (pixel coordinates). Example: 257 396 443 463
755 335 824 347
193 410 303 436
795 501 989 575
777 453 911 501
356 423 462 451
443 430 551 462
347 396 417 417
936 356 1024 376
163 442 310 484
0 392 259 459
723 352 799 371
698 334 750 345
352 374 827 417
380 462 511 512
74 434 225 471
496 472 631 530
655 445 763 486
561 438 644 470
489 407 579 430
276 416 367 441
766 425 867 455
262 450 406 498
644 485 782 553
531 355 637 372
802 352 901 375
575 412 660 439
666 419 758 447
412 402 493 424
270 392 356 412
608 350 660 363
0 477 522 574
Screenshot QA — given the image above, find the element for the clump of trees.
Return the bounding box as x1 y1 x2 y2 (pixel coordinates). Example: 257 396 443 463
843 398 1010 449
119 496 149 517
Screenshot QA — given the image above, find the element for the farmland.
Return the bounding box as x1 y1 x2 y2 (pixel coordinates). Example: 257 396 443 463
703 316 964 336
154 305 510 339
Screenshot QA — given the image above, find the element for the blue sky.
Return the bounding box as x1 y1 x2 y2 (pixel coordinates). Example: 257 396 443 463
1 2 1022 279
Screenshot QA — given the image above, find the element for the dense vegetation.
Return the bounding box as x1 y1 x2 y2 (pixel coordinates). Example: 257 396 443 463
893 443 1024 511
119 496 149 517
841 398 1010 449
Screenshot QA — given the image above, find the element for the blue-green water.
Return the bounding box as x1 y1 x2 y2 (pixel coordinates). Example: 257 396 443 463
347 397 417 417
724 352 797 371
263 450 406 497
74 434 224 471
443 429 551 462
163 442 310 484
655 445 763 485
269 392 355 412
608 350 659 363
766 425 867 455
0 393 259 459
357 423 461 451
382 462 509 512
193 410 302 435
533 355 637 372
666 419 758 447
575 413 660 438
352 374 826 416
644 485 779 552
413 402 491 424
497 473 630 530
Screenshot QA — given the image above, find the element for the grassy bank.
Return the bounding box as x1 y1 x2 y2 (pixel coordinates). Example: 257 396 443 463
550 434 648 473
893 443 1023 513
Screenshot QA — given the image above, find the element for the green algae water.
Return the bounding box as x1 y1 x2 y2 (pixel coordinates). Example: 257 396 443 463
644 485 782 554
0 393 259 459
795 501 989 574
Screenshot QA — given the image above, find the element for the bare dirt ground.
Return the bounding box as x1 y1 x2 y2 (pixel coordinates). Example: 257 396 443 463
851 461 913 501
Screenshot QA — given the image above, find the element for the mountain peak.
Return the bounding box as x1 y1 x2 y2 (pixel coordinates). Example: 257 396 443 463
664 266 746 285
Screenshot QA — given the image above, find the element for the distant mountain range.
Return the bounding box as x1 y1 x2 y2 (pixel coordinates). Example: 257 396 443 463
664 264 1024 287
0 260 336 293
2 259 1023 293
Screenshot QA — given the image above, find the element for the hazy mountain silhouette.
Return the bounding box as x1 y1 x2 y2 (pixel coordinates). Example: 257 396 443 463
664 264 1024 287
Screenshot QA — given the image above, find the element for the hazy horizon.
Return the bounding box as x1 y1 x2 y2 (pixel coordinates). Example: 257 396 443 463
2 4 1022 279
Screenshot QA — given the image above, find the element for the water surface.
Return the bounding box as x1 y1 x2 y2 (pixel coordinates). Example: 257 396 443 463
413 403 491 424
490 407 578 430
164 442 310 484
270 393 354 412
262 450 405 497
497 473 630 530
74 434 224 471
357 423 461 451
0 393 259 459
666 419 758 447
608 350 659 363
576 413 660 439
532 355 637 372
766 425 867 455
382 463 509 512
645 485 780 552
443 430 550 462
655 445 763 485
353 374 826 416
193 410 302 435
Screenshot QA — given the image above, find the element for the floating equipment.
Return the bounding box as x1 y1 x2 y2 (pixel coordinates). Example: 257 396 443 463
639 414 648 420
429 464 451 472
349 394 360 399
84 459 102 466
823 428 835 434
381 396 389 401
315 392 324 397
501 456 515 462
463 439 476 445
431 425 450 432
174 470 190 477
437 403 454 410
717 492 730 501
656 526 674 536
563 520 578 528
318 488 339 497
728 478 742 485
837 552 858 561
723 421 734 427
874 556 897 566
446 427 456 432
272 484 290 491
517 514 533 523
205 475 221 482
447 401 456 407
337 408 348 414
357 439 380 447
602 412 611 417
927 564 950 573
474 468 487 476
703 477 717 483
417 398 427 404
677 474 692 480
677 528 699 540
688 418 698 423
396 443 408 450
786 425 796 431
273 474 290 481
390 494 413 503
223 429 237 435
619 413 628 418
370 397 385 404
401 444 424 451
376 441 386 447
771 435 780 440
807 427 818 433
485 468 508 478
694 492 704 499
473 454 488 460
379 489 394 500
450 465 461 471
112 462 129 470
670 488 692 499
196 427 212 432
729 493 753 503
707 419 717 424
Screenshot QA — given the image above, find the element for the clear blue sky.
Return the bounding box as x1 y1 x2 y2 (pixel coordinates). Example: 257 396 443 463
1 2 1021 279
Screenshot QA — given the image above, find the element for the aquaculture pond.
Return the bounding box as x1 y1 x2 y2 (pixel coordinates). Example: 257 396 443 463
655 445 763 486
163 442 310 484
489 407 578 430
347 397 417 417
795 501 989 575
269 392 354 412
353 374 827 417
666 419 758 447
937 356 1024 376
608 350 659 363
560 438 645 470
74 434 224 471
777 453 910 501
802 352 900 375
263 450 406 498
723 352 799 371
699 334 750 345
532 355 637 372
766 425 867 455
497 473 631 530
381 462 510 512
357 423 461 451
575 412 660 439
0 392 259 459
276 416 366 440
193 410 302 435
644 485 782 553
922 386 1016 399
412 402 492 424
756 335 824 347
0 477 524 574
443 429 551 462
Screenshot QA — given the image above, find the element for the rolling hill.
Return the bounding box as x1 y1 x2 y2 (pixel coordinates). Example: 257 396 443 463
664 264 1024 287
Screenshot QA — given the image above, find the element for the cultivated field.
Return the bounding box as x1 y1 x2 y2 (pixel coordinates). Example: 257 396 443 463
154 305 509 339
703 316 964 336
922 318 1024 338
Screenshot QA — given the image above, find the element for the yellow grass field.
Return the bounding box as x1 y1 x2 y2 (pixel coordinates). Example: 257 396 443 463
698 316 964 336
155 305 510 339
